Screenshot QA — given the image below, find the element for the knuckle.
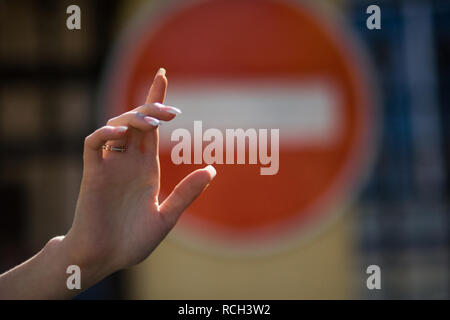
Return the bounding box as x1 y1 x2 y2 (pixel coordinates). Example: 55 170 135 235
84 129 99 145
83 135 90 146
96 126 109 135
135 111 144 119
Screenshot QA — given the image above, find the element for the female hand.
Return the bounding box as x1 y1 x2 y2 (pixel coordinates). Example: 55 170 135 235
0 69 214 299
63 68 216 285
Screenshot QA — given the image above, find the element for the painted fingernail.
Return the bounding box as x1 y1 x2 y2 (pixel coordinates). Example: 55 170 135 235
163 106 182 115
144 117 160 127
204 165 216 179
157 67 166 77
154 102 182 115
116 126 128 133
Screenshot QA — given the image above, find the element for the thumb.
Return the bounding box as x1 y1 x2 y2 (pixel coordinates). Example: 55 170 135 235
159 165 216 228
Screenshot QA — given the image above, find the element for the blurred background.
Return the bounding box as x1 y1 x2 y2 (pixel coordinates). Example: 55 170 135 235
0 0 449 299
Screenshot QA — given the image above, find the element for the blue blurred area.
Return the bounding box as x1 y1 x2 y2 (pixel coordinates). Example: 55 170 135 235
350 0 449 298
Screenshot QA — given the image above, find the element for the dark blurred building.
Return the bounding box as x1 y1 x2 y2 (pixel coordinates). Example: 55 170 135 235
0 0 123 299
351 0 449 299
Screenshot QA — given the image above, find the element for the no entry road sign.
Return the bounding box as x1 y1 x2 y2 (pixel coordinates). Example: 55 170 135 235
101 0 376 249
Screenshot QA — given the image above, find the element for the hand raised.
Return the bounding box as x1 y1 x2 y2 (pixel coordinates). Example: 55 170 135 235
65 69 216 278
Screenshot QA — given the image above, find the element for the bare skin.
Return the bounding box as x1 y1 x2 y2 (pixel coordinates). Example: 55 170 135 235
0 68 216 299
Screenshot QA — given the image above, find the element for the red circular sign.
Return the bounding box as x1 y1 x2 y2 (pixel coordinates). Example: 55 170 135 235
101 0 376 248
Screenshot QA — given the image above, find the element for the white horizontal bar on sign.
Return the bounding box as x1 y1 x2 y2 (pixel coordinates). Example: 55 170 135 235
160 80 343 147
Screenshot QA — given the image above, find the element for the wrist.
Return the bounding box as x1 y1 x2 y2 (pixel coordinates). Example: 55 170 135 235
47 234 112 293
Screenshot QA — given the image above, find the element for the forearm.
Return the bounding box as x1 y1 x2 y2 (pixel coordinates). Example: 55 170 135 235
0 236 106 299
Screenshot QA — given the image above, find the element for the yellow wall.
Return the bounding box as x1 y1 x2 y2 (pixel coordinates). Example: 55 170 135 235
126 210 357 299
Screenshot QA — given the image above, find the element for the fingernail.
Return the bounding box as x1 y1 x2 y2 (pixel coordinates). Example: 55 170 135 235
144 117 160 127
157 67 166 77
204 165 216 179
116 126 128 133
154 103 182 115
163 106 182 115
